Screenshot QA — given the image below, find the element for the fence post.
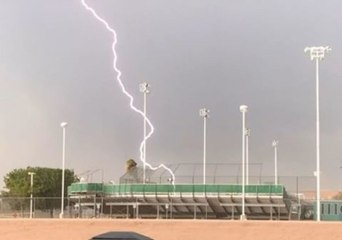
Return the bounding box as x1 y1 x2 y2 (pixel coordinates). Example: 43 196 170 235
93 195 96 218
296 176 299 197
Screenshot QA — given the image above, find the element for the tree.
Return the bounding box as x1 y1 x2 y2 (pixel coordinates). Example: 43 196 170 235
2 167 79 213
125 159 137 173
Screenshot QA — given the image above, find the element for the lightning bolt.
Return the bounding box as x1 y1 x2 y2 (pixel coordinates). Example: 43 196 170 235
81 0 175 184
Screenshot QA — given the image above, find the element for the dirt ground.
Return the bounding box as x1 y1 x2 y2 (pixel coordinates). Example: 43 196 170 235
1 219 342 240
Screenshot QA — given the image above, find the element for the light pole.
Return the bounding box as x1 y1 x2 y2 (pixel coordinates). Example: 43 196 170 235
246 128 250 185
139 82 150 184
28 172 35 219
305 46 331 222
272 140 279 185
60 121 68 219
199 108 210 185
240 105 248 220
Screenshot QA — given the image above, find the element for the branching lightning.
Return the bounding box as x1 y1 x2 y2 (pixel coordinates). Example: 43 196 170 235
81 0 175 184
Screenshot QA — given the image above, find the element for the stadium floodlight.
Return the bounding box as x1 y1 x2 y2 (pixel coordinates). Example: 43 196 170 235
28 172 35 219
199 108 210 185
305 46 331 222
60 122 68 218
245 128 250 185
272 140 279 185
139 82 150 184
239 105 248 220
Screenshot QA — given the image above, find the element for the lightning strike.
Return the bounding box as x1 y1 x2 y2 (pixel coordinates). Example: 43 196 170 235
81 0 175 184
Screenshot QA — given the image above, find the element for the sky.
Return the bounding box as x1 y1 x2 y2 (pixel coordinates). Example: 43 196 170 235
0 0 342 191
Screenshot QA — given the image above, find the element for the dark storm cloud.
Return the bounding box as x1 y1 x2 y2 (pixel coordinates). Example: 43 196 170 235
0 0 342 189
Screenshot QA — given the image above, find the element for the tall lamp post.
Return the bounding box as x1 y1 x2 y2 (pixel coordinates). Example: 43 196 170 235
60 122 68 219
305 46 331 222
240 105 248 220
199 108 210 185
246 128 250 185
139 82 150 184
28 172 35 219
272 140 279 185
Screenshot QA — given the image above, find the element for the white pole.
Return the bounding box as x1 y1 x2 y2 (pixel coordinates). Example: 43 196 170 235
272 140 278 185
246 129 250 185
28 172 35 219
60 122 67 219
203 115 207 185
304 46 331 222
139 82 150 184
199 108 209 185
275 145 278 185
242 111 245 220
143 91 147 184
315 58 321 222
240 105 248 220
30 174 33 218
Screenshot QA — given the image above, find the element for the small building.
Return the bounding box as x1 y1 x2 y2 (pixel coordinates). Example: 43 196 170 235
314 200 342 221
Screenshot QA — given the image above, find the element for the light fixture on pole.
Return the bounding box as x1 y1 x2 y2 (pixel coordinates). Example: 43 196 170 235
246 128 250 185
28 172 35 219
305 46 331 222
139 82 150 184
60 121 68 219
272 140 279 185
199 108 210 185
240 105 248 220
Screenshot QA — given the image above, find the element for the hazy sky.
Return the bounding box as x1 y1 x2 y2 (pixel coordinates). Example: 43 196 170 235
1 0 342 190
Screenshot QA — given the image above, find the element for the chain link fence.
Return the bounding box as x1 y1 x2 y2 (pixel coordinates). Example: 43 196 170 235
0 196 104 219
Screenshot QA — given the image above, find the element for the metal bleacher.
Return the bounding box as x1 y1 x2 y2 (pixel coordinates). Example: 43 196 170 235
68 183 290 220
